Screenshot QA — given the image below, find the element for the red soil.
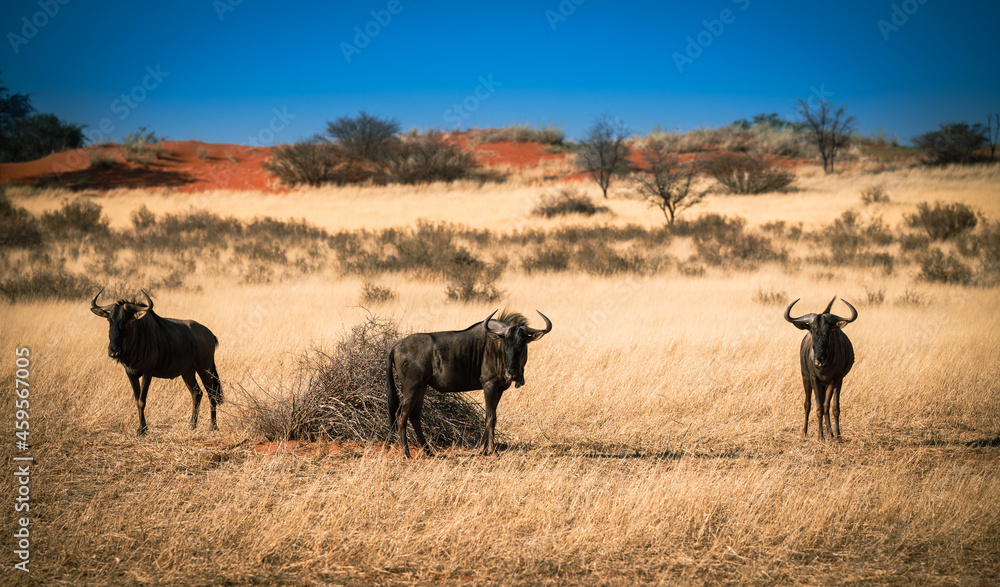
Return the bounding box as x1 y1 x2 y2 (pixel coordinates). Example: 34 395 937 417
0 131 574 192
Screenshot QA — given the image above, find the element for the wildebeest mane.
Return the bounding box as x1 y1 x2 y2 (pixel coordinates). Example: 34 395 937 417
484 310 527 370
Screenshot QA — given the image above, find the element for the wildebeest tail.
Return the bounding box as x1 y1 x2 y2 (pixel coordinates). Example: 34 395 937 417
386 345 399 433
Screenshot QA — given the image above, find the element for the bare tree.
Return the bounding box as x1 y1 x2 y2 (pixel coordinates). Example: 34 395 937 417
633 138 707 225
987 113 999 161
796 98 855 173
577 114 632 198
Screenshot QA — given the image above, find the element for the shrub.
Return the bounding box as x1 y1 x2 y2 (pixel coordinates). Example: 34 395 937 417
0 192 43 247
122 127 164 164
918 249 972 284
264 139 341 187
474 124 565 145
895 289 927 306
752 287 788 305
701 153 795 194
695 230 781 267
864 287 886 306
532 189 610 218
972 221 1000 280
41 198 109 236
906 201 978 240
87 147 120 169
670 213 746 238
361 282 396 303
913 122 988 165
235 315 489 444
861 185 891 205
385 132 479 184
521 245 571 273
575 242 648 275
0 268 99 302
131 205 157 231
445 259 505 302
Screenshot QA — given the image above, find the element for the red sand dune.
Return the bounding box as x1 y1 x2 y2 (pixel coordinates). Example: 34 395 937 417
0 132 807 193
0 132 573 192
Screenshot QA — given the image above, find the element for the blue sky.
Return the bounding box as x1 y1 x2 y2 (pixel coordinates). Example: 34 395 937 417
2 1 997 146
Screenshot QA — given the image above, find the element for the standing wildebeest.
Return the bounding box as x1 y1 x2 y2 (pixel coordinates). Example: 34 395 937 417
386 310 552 457
784 296 858 440
90 289 222 435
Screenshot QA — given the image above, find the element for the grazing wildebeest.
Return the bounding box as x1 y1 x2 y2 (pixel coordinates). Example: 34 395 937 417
90 289 222 435
386 310 552 457
784 296 858 440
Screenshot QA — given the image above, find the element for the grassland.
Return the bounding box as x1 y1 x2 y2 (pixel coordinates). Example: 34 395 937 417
2 163 999 585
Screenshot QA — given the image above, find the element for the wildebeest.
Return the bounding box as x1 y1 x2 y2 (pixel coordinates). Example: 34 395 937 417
386 310 552 457
90 289 222 435
784 296 858 440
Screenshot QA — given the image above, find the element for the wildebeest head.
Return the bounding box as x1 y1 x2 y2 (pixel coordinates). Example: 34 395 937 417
90 289 152 360
483 310 552 388
784 296 858 369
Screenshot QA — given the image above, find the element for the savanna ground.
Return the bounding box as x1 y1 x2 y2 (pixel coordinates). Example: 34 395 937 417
2 163 1000 585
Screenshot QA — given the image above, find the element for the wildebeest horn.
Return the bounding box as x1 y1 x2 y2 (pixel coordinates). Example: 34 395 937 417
526 311 553 337
830 298 858 325
90 288 111 318
140 289 153 312
784 298 815 330
91 288 105 310
484 309 507 335
784 299 805 323
822 296 836 315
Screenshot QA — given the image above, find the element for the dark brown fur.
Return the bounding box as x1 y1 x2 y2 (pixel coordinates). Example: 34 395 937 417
386 310 550 457
91 290 222 435
785 297 857 440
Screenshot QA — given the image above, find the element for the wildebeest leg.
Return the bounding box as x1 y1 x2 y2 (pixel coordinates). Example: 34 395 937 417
182 370 203 430
802 376 813 437
409 393 434 458
830 378 842 439
822 383 836 440
127 373 147 435
134 373 154 436
482 381 504 456
196 367 219 431
812 378 825 441
395 382 427 458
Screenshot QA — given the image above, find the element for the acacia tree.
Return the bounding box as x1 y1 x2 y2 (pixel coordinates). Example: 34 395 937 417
577 114 632 198
796 98 855 173
633 138 707 225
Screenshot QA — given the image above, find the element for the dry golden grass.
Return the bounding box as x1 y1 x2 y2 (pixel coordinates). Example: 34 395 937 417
3 166 999 584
